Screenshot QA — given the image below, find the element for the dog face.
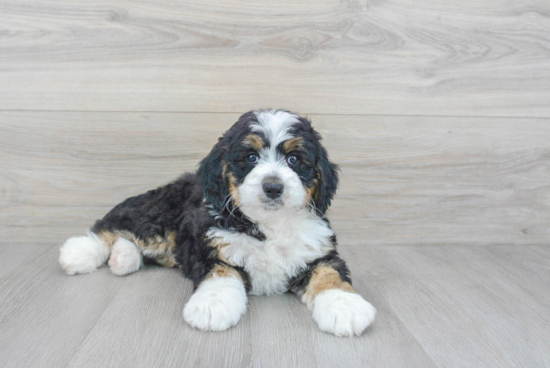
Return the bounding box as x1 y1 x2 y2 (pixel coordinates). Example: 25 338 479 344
198 110 339 221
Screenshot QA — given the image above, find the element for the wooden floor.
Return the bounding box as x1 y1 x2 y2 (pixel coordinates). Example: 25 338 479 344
1 0 550 367
0 243 548 368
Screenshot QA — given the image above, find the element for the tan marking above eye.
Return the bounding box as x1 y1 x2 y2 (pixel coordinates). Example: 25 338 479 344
242 134 265 151
283 137 305 153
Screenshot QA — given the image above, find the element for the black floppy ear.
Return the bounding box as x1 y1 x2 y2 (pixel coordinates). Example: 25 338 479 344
197 139 229 211
314 141 340 215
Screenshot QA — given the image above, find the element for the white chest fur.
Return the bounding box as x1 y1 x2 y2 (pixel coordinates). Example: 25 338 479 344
207 212 334 295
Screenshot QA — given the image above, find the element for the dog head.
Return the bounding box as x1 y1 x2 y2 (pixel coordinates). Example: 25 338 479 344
198 110 339 221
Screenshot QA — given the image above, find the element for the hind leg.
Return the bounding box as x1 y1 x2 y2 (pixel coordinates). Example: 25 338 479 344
108 238 143 276
59 232 110 275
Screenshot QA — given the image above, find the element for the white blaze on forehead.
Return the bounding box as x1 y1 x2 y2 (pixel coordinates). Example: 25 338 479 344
237 111 306 220
251 110 299 151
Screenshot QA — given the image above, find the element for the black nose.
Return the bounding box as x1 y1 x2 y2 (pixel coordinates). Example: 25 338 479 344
263 182 284 199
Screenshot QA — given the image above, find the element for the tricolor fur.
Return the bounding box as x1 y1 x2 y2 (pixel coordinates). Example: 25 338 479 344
59 109 376 337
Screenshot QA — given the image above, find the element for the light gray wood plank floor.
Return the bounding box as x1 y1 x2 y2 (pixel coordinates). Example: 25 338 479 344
0 243 548 368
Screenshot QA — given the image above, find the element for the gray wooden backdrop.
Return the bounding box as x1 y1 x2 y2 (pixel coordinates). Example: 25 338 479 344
1 0 549 246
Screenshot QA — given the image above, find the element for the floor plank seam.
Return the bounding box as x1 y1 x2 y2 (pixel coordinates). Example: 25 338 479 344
344 247 440 367
0 250 60 317
0 243 58 282
61 274 129 368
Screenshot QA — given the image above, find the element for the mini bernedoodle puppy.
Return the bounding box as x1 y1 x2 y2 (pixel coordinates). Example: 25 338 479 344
59 109 376 337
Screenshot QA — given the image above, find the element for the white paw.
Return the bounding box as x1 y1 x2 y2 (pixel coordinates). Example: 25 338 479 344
183 276 247 332
59 233 110 275
108 238 142 276
312 289 376 337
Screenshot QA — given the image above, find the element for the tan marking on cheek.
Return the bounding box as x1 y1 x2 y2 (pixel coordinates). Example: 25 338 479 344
314 170 323 201
283 137 305 153
303 177 319 209
307 185 316 198
242 134 265 151
223 162 241 207
306 178 318 200
302 265 355 309
227 173 241 207
316 164 324 180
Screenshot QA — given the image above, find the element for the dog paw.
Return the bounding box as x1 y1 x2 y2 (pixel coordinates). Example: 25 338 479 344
59 234 110 275
312 289 376 337
183 276 247 332
108 238 142 276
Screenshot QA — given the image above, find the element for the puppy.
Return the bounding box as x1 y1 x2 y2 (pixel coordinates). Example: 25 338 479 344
59 109 376 337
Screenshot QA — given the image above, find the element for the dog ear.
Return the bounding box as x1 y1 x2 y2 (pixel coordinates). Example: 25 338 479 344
314 141 340 216
197 138 229 211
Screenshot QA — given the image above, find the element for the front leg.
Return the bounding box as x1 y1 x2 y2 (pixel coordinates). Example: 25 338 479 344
183 263 248 331
290 252 376 337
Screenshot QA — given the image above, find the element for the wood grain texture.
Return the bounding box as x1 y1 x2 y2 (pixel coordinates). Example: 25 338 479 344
0 243 51 279
345 245 550 367
66 263 435 368
1 0 550 116
1 111 548 246
1 243 549 367
0 244 126 368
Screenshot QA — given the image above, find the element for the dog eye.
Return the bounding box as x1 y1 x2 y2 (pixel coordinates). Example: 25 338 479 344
247 153 259 164
287 154 299 165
